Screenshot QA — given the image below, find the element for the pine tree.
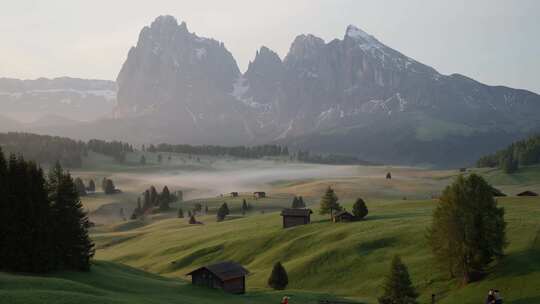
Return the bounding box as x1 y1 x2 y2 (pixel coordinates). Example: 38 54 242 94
0 148 7 270
217 202 230 221
352 198 368 220
291 196 300 208
378 256 418 304
159 186 171 211
103 179 116 194
149 186 158 206
142 190 151 211
74 177 87 196
298 196 305 208
132 198 142 219
189 215 197 224
177 207 184 218
87 179 96 192
268 262 289 290
242 199 249 215
502 154 518 173
48 162 95 271
319 186 341 216
427 174 507 283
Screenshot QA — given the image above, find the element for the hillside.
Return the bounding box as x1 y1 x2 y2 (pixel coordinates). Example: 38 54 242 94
93 195 540 304
0 261 336 304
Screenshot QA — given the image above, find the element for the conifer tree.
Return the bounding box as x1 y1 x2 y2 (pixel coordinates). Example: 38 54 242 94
298 196 305 208
242 199 249 215
217 202 230 221
48 162 95 271
87 179 96 192
149 186 158 206
378 256 418 304
319 186 341 216
177 207 184 218
291 196 300 208
268 262 289 290
103 179 116 194
427 174 507 283
0 148 7 269
189 215 197 224
159 186 171 211
352 198 368 220
142 190 151 211
74 177 87 196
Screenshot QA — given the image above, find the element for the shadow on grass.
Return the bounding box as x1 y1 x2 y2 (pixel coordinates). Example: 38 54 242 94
356 237 399 256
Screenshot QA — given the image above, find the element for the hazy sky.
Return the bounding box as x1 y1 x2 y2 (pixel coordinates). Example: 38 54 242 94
1 0 539 93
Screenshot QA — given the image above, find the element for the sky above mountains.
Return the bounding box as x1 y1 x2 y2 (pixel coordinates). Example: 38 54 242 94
1 0 539 93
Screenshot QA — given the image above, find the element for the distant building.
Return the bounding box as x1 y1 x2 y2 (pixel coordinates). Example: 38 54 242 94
281 208 312 228
253 191 266 199
186 261 249 294
333 210 354 223
230 192 239 197
517 190 538 197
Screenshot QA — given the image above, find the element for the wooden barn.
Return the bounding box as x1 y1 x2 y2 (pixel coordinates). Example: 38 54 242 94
186 261 249 294
517 190 538 197
281 208 312 228
230 192 239 197
253 191 266 199
333 210 354 222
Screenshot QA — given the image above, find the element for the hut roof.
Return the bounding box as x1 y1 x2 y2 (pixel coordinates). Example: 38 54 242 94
186 261 249 281
281 208 313 217
334 210 353 217
517 190 538 197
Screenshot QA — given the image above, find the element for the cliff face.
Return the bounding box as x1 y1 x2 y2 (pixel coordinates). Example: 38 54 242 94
112 16 540 166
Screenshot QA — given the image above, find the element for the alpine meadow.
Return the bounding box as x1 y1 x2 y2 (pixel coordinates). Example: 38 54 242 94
1 2 539 304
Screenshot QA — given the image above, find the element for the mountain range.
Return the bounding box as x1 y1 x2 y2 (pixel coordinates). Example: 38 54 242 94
3 15 540 166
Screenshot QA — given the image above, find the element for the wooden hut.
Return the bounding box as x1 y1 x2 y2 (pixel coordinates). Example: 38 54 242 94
517 190 538 197
253 191 266 199
280 208 312 228
333 210 354 222
186 261 249 294
230 192 239 197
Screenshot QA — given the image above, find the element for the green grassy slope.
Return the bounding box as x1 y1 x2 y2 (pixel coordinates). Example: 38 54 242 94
0 261 342 304
93 196 540 304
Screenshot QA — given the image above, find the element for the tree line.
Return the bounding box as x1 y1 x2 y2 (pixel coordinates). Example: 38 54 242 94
296 150 372 165
0 132 133 168
477 133 540 173
131 186 180 219
145 143 289 159
0 148 94 273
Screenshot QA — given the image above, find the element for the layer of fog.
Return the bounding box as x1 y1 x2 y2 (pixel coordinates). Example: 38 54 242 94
116 159 373 200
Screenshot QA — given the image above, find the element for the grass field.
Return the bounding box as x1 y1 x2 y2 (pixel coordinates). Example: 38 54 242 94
3 152 540 304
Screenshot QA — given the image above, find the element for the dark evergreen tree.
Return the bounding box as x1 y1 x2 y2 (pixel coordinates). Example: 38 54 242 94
427 174 507 283
1 154 55 273
242 199 249 215
103 179 116 195
74 177 87 197
149 186 158 206
47 162 95 271
159 186 171 211
298 196 305 208
378 256 418 304
319 186 341 216
268 262 289 290
352 198 368 220
217 202 230 221
142 190 151 211
189 215 197 224
87 179 96 192
177 207 184 218
502 154 518 174
131 198 143 219
291 196 300 208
